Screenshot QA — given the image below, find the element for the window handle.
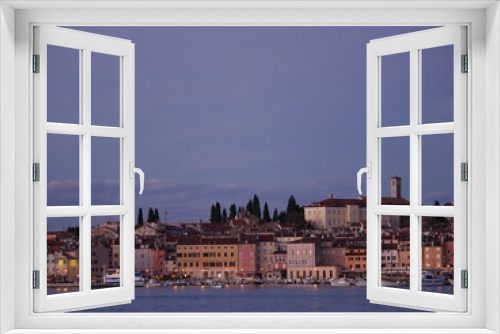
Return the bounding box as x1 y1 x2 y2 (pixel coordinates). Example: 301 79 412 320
129 162 145 195
357 162 371 195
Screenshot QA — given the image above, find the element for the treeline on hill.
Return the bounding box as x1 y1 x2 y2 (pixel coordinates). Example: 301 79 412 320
136 207 160 226
210 194 313 231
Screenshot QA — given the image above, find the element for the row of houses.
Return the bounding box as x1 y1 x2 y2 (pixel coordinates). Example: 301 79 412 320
47 177 454 282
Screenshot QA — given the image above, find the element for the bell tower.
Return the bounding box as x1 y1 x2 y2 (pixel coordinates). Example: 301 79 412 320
391 176 402 198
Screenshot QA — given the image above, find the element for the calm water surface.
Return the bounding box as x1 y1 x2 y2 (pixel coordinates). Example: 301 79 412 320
66 285 452 312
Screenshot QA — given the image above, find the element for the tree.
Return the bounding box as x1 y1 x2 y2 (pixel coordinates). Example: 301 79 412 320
210 204 216 223
222 209 228 224
278 211 286 223
147 207 155 222
154 208 160 222
272 208 278 222
229 204 237 219
287 195 299 215
252 194 261 218
67 226 79 238
263 202 271 222
215 202 222 223
246 200 253 213
137 207 144 226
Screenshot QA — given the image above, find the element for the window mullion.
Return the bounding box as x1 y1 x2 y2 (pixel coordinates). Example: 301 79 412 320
82 47 92 294
409 47 420 294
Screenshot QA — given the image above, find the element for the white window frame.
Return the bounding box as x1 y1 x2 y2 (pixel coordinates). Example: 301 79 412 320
33 26 136 312
366 26 467 312
0 1 499 334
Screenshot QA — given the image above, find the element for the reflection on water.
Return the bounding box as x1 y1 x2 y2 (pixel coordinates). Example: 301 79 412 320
66 286 452 313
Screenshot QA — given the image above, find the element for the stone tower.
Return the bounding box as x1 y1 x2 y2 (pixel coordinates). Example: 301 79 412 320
391 176 402 199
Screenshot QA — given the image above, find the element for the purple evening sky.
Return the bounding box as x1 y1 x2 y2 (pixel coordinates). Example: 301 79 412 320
46 26 454 226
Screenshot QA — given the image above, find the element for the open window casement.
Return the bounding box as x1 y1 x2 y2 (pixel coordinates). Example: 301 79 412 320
364 26 467 312
33 26 142 312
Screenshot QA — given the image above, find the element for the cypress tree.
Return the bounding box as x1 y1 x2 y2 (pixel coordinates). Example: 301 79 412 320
147 207 155 222
287 195 298 215
137 207 144 226
272 208 278 222
215 202 222 223
154 208 160 222
210 204 216 223
263 202 270 222
246 200 253 214
229 204 237 219
222 209 228 224
252 194 261 218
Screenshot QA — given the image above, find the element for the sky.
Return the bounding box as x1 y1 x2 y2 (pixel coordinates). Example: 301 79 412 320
46 26 455 226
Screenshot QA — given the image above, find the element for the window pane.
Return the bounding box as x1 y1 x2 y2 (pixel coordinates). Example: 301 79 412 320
421 216 454 295
47 134 80 206
381 137 410 205
421 45 454 124
91 215 121 290
380 215 410 290
91 137 121 205
47 217 80 295
47 45 80 124
421 133 454 206
381 52 410 127
92 52 120 127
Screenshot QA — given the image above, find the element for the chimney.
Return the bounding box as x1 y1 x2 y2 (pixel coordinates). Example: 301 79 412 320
328 193 334 199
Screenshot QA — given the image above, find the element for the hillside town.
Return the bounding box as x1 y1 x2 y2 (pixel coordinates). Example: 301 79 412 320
47 177 455 287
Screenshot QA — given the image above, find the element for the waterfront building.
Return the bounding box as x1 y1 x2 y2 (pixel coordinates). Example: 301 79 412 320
238 238 257 278
135 244 154 274
345 245 367 273
91 243 110 278
110 244 120 269
286 236 321 275
443 239 454 268
176 237 239 280
287 265 339 280
320 243 347 268
272 249 287 278
381 244 399 271
256 234 276 279
422 244 443 270
152 246 167 275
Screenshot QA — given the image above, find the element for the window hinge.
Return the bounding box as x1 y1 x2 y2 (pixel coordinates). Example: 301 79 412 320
461 270 468 289
33 54 40 73
461 162 468 181
461 54 468 73
33 270 40 289
33 163 40 182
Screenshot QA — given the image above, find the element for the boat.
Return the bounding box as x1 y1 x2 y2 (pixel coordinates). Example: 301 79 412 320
105 273 120 285
211 282 224 289
330 278 354 287
355 278 367 287
303 277 317 285
135 274 146 287
144 278 163 288
422 272 444 286
253 279 264 285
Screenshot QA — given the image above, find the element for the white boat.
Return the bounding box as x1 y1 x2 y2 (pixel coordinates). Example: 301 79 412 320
355 278 367 287
105 273 120 285
330 278 354 287
144 278 162 288
211 282 224 289
303 277 317 285
422 272 444 286
135 275 146 287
